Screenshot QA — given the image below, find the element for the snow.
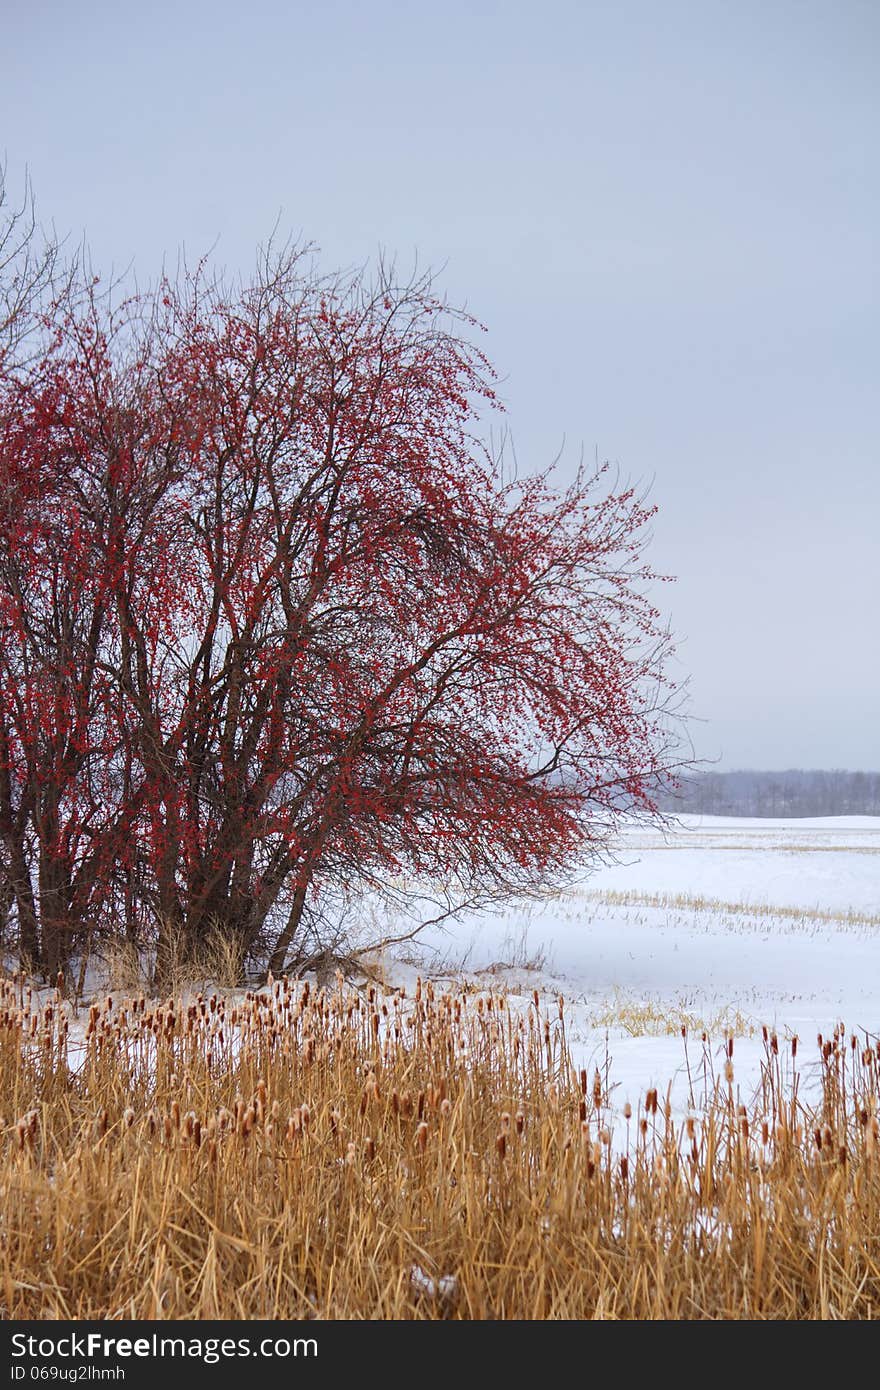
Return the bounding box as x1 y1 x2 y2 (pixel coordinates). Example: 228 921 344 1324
376 815 880 1130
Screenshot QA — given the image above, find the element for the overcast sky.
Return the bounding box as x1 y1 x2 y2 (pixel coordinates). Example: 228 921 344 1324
3 0 877 769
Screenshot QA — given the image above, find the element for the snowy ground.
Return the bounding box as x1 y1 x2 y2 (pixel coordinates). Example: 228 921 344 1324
374 815 880 1125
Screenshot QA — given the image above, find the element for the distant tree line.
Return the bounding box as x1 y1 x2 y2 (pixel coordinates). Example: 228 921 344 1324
657 769 880 818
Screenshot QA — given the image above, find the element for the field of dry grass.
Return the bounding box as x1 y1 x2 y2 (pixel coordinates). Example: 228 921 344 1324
2 972 879 1320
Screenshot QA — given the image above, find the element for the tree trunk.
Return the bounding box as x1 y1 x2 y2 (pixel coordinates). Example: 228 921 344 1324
267 880 309 976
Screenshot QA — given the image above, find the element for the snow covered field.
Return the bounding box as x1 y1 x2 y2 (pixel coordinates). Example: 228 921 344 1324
380 815 880 1127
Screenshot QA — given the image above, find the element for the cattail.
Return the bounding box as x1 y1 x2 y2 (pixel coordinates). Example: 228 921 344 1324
440 1098 452 1119
364 1137 375 1163
620 1155 629 1182
496 1132 507 1160
724 1060 734 1084
599 1128 610 1147
515 1110 525 1135
685 1116 695 1140
416 1121 428 1152
124 1107 135 1129
623 1102 632 1121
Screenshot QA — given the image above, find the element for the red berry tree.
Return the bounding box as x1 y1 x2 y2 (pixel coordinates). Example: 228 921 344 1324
0 230 683 983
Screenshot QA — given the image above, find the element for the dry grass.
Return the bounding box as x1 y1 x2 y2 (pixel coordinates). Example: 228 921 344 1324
586 888 880 934
586 992 756 1038
1 974 879 1320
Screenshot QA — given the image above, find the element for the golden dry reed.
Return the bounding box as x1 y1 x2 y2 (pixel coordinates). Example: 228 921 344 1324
0 973 878 1319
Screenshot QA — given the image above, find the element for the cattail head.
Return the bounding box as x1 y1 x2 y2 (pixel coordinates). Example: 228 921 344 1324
415 1121 428 1152
124 1107 135 1129
496 1132 507 1160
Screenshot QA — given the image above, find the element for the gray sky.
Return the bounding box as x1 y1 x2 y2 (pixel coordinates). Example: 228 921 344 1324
3 0 878 769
